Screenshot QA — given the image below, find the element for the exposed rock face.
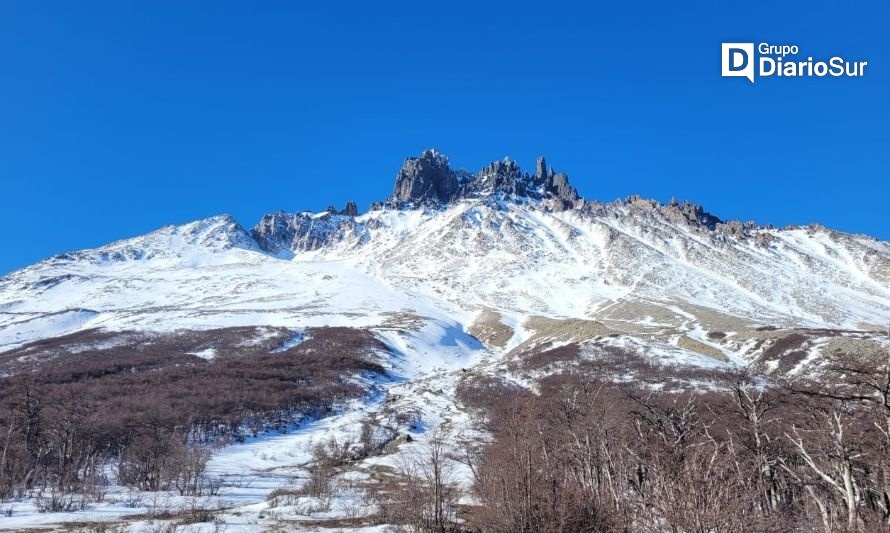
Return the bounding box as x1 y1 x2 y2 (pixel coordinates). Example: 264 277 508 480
657 199 722 230
392 149 458 203
535 156 548 180
251 211 298 253
473 158 527 196
388 149 581 209
623 195 722 232
753 232 776 247
542 171 579 208
252 211 357 254
340 201 359 217
716 220 747 239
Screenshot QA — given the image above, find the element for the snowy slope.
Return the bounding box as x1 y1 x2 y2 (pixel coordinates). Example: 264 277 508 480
1 194 888 350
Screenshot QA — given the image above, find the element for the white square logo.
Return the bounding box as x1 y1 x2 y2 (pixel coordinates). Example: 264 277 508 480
722 43 755 83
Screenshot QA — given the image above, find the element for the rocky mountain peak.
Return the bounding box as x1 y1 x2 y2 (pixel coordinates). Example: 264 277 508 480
540 170 579 209
391 149 458 203
340 201 359 217
474 158 526 195
471 154 579 209
535 156 548 180
388 150 580 209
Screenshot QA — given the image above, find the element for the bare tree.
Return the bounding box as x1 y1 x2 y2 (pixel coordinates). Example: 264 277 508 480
395 428 460 532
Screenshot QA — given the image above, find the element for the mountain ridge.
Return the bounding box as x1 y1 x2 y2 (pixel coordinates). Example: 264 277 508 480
1 149 888 356
9 149 886 274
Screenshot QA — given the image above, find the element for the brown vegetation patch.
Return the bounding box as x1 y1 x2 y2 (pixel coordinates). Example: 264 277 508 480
507 316 611 359
522 343 582 369
755 332 810 374
467 308 514 348
0 327 387 499
378 310 429 331
456 373 530 413
0 326 298 375
677 335 729 362
456 348 890 532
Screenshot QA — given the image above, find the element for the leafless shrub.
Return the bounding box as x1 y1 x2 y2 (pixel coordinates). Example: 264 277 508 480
341 492 366 520
123 488 144 508
63 520 126 533
267 485 301 508
143 521 178 533
176 505 219 525
359 420 376 457
35 487 86 513
199 474 224 496
373 429 462 532
143 493 175 519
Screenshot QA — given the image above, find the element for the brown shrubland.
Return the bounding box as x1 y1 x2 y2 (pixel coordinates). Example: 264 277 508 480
0 327 385 500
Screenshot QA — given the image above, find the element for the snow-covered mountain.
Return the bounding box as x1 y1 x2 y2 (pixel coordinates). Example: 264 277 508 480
1 149 889 365
2 149 889 531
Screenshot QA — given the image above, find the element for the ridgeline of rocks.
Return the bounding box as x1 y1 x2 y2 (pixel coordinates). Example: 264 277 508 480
247 149 780 254
387 149 580 210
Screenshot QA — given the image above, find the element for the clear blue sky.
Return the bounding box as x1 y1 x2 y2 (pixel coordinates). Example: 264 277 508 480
1 1 888 275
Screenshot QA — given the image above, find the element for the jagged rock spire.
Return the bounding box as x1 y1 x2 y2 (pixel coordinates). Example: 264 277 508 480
535 156 548 180
391 149 458 203
388 149 580 209
340 201 359 217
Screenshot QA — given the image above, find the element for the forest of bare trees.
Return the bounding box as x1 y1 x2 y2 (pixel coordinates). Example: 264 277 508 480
448 348 890 533
1 324 888 532
0 327 385 506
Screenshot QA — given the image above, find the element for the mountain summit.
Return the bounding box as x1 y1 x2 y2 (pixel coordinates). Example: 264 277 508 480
1 148 888 356
389 149 580 209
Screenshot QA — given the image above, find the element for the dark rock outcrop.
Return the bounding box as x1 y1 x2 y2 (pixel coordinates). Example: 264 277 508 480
386 149 582 209
716 220 748 239
462 155 579 209
658 198 722 230
243 149 783 255
392 149 458 203
624 195 723 231
340 201 359 217
535 156 548 181
472 158 527 196
542 171 579 208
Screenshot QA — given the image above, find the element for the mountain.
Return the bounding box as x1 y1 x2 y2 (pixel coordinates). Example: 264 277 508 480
2 149 888 359
2 149 889 531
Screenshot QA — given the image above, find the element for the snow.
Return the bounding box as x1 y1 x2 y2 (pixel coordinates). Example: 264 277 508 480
271 329 306 352
186 347 216 360
0 196 888 530
0 309 99 350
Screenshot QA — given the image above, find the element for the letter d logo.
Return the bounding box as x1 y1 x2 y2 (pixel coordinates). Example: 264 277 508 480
722 43 755 83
